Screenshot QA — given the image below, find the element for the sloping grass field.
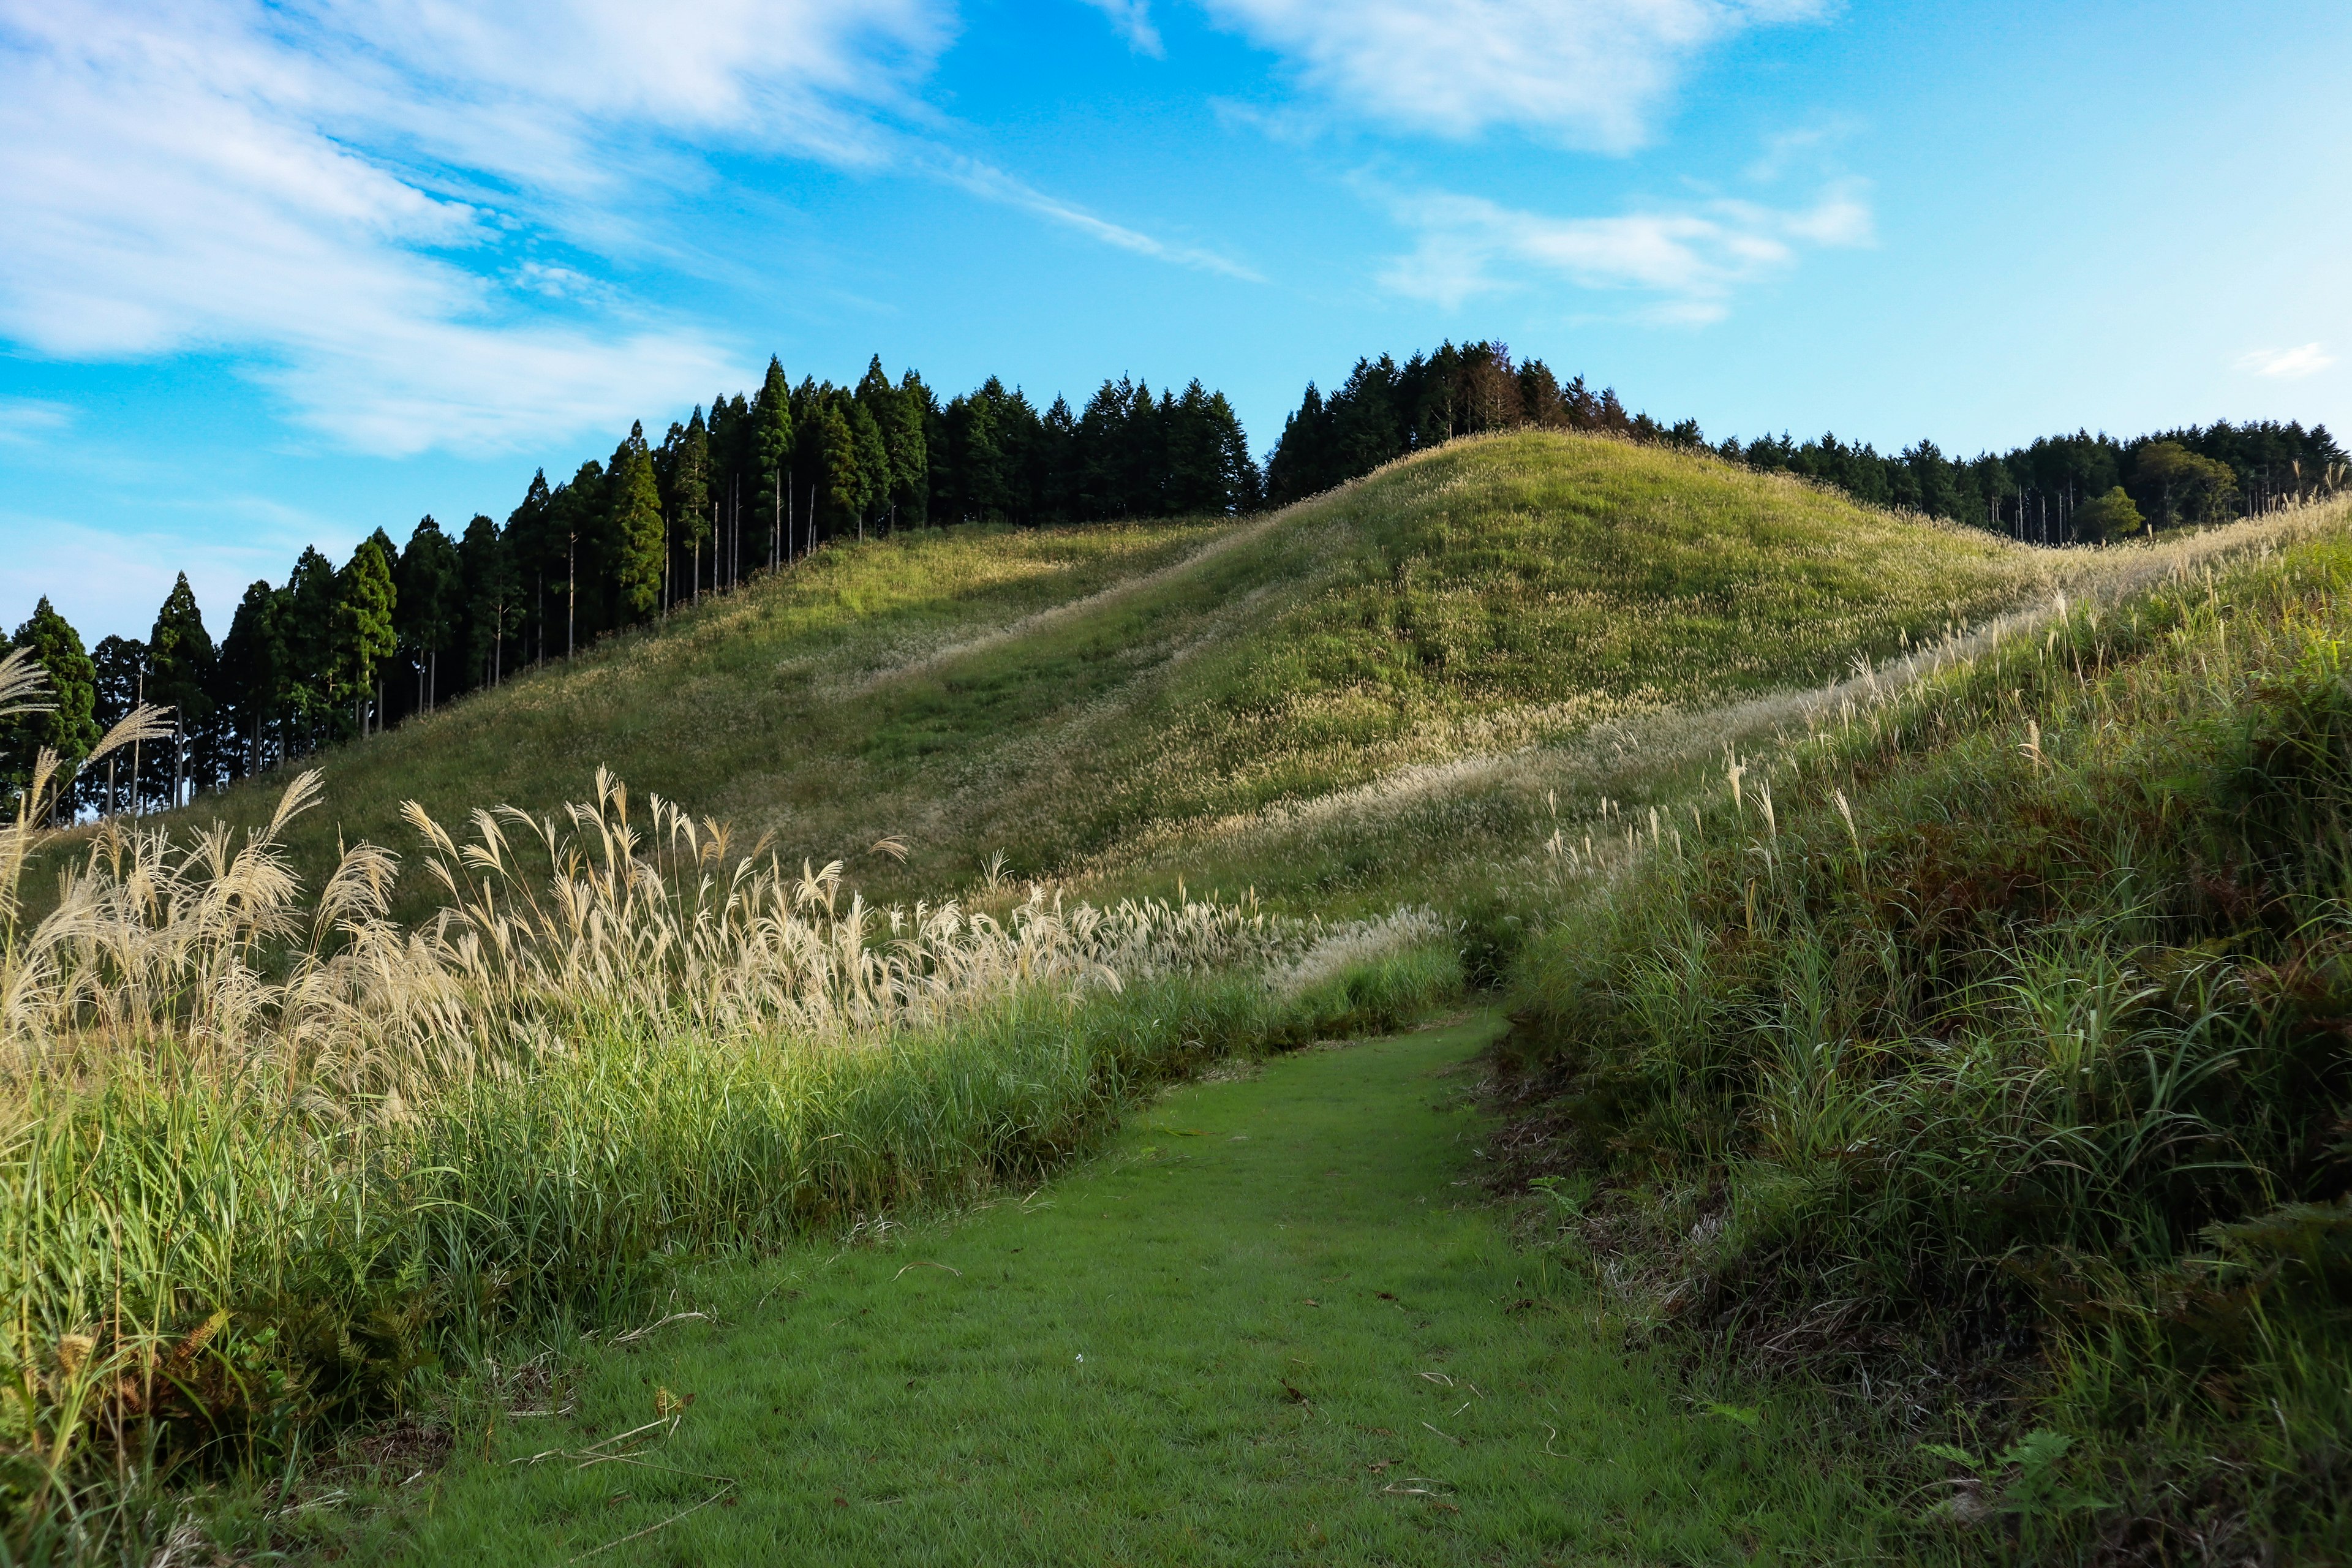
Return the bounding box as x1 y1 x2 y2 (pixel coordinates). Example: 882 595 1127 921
8 430 2348 1563
156 431 2053 916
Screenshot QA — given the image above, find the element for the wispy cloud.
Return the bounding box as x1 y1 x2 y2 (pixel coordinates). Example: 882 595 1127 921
1077 0 1165 55
1376 183 1871 318
2237 343 2335 379
932 152 1260 279
0 0 1242 458
0 398 75 447
0 508 310 641
1200 0 1825 151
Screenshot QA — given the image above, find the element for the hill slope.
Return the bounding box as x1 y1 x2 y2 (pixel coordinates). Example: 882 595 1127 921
179 431 2058 911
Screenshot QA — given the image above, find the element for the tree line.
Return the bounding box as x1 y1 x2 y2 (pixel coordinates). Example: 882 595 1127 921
1266 339 2347 543
1 353 1258 820
10 336 2341 821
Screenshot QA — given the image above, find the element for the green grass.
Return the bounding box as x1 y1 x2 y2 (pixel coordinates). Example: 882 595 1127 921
21 430 2274 1563
149 431 2054 919
1499 500 2352 1558
352 1017 1898 1566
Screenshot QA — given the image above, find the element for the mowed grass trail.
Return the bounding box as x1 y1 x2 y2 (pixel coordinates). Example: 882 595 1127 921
379 1017 1890 1566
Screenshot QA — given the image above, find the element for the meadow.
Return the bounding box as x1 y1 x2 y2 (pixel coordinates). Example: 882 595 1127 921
7 431 2345 1562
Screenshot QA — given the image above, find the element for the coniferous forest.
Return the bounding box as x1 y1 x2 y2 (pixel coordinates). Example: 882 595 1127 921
3 339 2339 823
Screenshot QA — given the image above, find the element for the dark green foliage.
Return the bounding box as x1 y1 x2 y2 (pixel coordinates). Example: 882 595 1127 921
662 407 713 592
216 579 285 778
394 516 459 717
457 514 519 689
608 424 666 620
548 460 605 654
332 538 396 733
750 358 794 567
1272 342 2345 543
1 598 98 818
146 575 214 803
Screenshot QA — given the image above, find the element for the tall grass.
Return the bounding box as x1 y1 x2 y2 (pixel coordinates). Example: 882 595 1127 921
0 656 1457 1554
1501 508 2352 1555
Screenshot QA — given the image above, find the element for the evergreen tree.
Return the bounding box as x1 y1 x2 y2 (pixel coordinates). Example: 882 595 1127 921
281 546 339 752
816 396 870 537
892 369 935 527
1 597 99 820
394 516 460 715
216 580 286 777
86 635 145 815
146 574 215 804
750 359 795 568
847 396 889 538
548 461 606 652
458 514 520 687
333 537 398 736
665 409 712 597
942 389 1005 522
707 393 752 587
610 423 667 619
503 470 557 665
854 356 926 530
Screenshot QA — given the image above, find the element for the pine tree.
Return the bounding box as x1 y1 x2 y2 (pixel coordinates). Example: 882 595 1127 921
817 396 869 537
87 635 145 815
549 461 606 652
216 580 286 777
611 423 666 619
943 391 1003 522
503 470 556 665
750 358 795 568
333 537 397 737
894 370 936 527
394 516 460 715
848 396 889 540
458 514 519 687
856 356 926 531
1 597 99 820
146 574 216 804
665 409 712 600
281 546 340 752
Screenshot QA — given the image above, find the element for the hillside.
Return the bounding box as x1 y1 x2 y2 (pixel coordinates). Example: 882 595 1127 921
13 432 2347 1565
167 431 2059 915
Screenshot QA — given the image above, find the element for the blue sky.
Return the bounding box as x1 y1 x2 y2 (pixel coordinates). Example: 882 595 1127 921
4 0 2349 643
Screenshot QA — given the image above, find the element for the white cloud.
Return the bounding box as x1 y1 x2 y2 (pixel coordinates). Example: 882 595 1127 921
0 510 304 644
1079 0 1165 55
1200 0 1825 150
0 398 75 447
931 153 1259 279
1376 183 1869 315
0 0 1237 458
2237 343 2334 379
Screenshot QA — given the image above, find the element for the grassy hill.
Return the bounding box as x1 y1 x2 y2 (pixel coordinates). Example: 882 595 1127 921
170 431 2059 916
15 427 2350 1564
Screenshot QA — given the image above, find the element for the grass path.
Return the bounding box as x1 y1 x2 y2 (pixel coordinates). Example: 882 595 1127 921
375 1017 1888 1565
